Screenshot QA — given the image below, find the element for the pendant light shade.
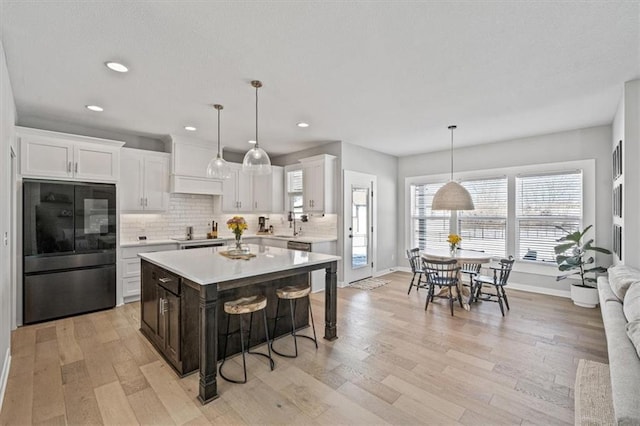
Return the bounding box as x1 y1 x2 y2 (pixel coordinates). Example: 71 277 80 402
431 125 475 210
206 104 231 179
242 80 272 175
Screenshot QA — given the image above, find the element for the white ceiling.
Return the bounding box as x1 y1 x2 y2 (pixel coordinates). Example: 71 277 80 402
1 1 638 156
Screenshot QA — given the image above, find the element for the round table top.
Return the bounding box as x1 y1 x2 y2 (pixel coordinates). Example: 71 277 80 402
421 248 492 263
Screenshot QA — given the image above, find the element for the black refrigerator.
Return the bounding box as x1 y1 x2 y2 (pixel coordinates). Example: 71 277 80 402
23 179 117 324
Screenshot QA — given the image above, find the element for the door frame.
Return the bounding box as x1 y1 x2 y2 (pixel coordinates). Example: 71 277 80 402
343 170 377 284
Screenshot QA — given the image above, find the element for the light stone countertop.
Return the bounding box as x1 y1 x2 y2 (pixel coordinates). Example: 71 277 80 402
120 234 337 248
138 244 341 285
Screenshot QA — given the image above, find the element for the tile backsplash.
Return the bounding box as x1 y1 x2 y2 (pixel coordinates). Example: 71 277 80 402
120 194 337 242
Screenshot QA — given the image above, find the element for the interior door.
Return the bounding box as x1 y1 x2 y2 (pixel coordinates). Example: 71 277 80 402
343 170 376 284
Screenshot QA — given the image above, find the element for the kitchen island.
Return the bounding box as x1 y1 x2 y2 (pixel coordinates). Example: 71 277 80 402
138 244 340 404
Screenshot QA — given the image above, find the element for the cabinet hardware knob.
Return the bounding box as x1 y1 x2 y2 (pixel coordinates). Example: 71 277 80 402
75 162 78 173
159 277 172 283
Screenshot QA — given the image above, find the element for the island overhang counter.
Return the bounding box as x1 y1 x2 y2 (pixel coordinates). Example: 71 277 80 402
138 244 340 404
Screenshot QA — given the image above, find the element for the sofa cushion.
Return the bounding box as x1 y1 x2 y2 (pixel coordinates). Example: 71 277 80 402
608 264 640 301
627 320 640 359
624 283 640 323
600 300 640 424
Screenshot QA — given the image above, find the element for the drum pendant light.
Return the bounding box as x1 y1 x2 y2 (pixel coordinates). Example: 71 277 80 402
206 104 231 179
242 80 272 175
431 125 474 210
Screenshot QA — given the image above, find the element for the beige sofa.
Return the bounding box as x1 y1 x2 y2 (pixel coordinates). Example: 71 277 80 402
597 264 640 425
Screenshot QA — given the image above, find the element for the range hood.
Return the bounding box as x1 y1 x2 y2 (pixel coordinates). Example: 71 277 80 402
170 134 223 195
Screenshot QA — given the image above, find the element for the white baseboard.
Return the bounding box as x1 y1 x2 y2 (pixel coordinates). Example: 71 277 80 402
394 266 412 273
0 347 11 412
507 282 571 299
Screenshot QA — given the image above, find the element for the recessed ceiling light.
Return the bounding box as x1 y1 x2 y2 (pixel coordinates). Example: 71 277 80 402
86 105 104 112
184 126 197 132
105 61 129 73
297 122 310 128
248 140 256 144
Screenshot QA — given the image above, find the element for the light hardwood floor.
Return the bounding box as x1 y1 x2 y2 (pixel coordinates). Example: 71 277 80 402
0 271 607 425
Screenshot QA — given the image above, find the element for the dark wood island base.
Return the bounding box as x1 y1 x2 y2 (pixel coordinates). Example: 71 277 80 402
139 253 338 404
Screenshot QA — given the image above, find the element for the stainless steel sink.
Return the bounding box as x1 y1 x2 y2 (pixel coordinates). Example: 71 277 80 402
273 234 295 238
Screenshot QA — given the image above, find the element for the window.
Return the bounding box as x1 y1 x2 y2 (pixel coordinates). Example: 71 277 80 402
410 182 449 250
286 168 304 217
516 171 582 262
458 177 508 257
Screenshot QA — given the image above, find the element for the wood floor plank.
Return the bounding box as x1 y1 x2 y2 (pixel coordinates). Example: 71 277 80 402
61 360 104 425
127 386 176 425
94 380 139 425
32 339 66 424
140 360 203 425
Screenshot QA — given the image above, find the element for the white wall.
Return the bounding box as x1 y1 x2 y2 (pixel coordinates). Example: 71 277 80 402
618 79 640 268
612 91 624 266
341 142 398 273
397 125 613 293
0 40 16 408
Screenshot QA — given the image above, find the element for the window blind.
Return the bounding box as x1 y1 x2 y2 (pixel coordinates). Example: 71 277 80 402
410 183 449 250
516 171 582 262
287 169 303 193
459 177 508 257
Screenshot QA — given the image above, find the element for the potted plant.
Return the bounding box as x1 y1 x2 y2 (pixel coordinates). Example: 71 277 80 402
554 225 611 308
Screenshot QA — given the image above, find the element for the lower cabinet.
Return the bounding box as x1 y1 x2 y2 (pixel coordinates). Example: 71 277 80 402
120 243 178 303
140 261 199 376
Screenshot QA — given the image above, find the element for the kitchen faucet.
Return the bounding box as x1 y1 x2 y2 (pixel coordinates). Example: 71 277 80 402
289 211 300 236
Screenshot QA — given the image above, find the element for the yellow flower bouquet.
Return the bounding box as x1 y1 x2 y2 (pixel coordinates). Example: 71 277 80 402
227 216 248 249
447 234 461 252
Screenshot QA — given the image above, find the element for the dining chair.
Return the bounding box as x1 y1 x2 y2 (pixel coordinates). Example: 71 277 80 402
458 248 485 304
406 248 427 295
471 256 515 316
422 258 461 316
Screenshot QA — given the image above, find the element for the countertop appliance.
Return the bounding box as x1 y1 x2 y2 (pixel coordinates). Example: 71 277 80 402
23 179 117 324
171 237 226 250
258 216 267 233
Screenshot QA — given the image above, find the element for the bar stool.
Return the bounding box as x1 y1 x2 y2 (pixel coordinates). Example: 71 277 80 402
218 294 275 384
271 284 318 358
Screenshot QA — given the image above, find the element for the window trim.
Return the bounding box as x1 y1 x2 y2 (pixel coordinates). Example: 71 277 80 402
405 159 595 277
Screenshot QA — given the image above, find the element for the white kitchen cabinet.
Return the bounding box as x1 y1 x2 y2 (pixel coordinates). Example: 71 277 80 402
300 154 336 214
222 164 284 213
222 163 253 212
18 126 123 182
120 148 170 212
120 243 178 302
252 165 284 213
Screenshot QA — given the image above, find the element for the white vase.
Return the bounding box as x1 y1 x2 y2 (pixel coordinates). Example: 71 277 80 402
570 284 599 308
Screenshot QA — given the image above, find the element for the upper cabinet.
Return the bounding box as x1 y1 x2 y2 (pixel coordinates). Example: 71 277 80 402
253 166 284 212
120 148 170 212
221 163 284 213
222 163 253 212
170 135 223 195
300 154 336 214
18 127 123 182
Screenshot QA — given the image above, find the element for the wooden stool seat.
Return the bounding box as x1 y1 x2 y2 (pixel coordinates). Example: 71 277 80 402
276 285 311 300
271 284 317 358
224 295 267 315
219 293 274 384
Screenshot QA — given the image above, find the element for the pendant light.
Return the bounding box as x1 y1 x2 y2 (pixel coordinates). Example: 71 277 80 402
206 104 231 179
431 125 475 210
242 80 272 175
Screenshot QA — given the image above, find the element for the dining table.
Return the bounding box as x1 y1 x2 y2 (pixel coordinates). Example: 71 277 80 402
421 248 492 310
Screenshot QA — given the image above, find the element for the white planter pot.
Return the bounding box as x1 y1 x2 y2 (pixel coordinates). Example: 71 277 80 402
570 284 599 308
